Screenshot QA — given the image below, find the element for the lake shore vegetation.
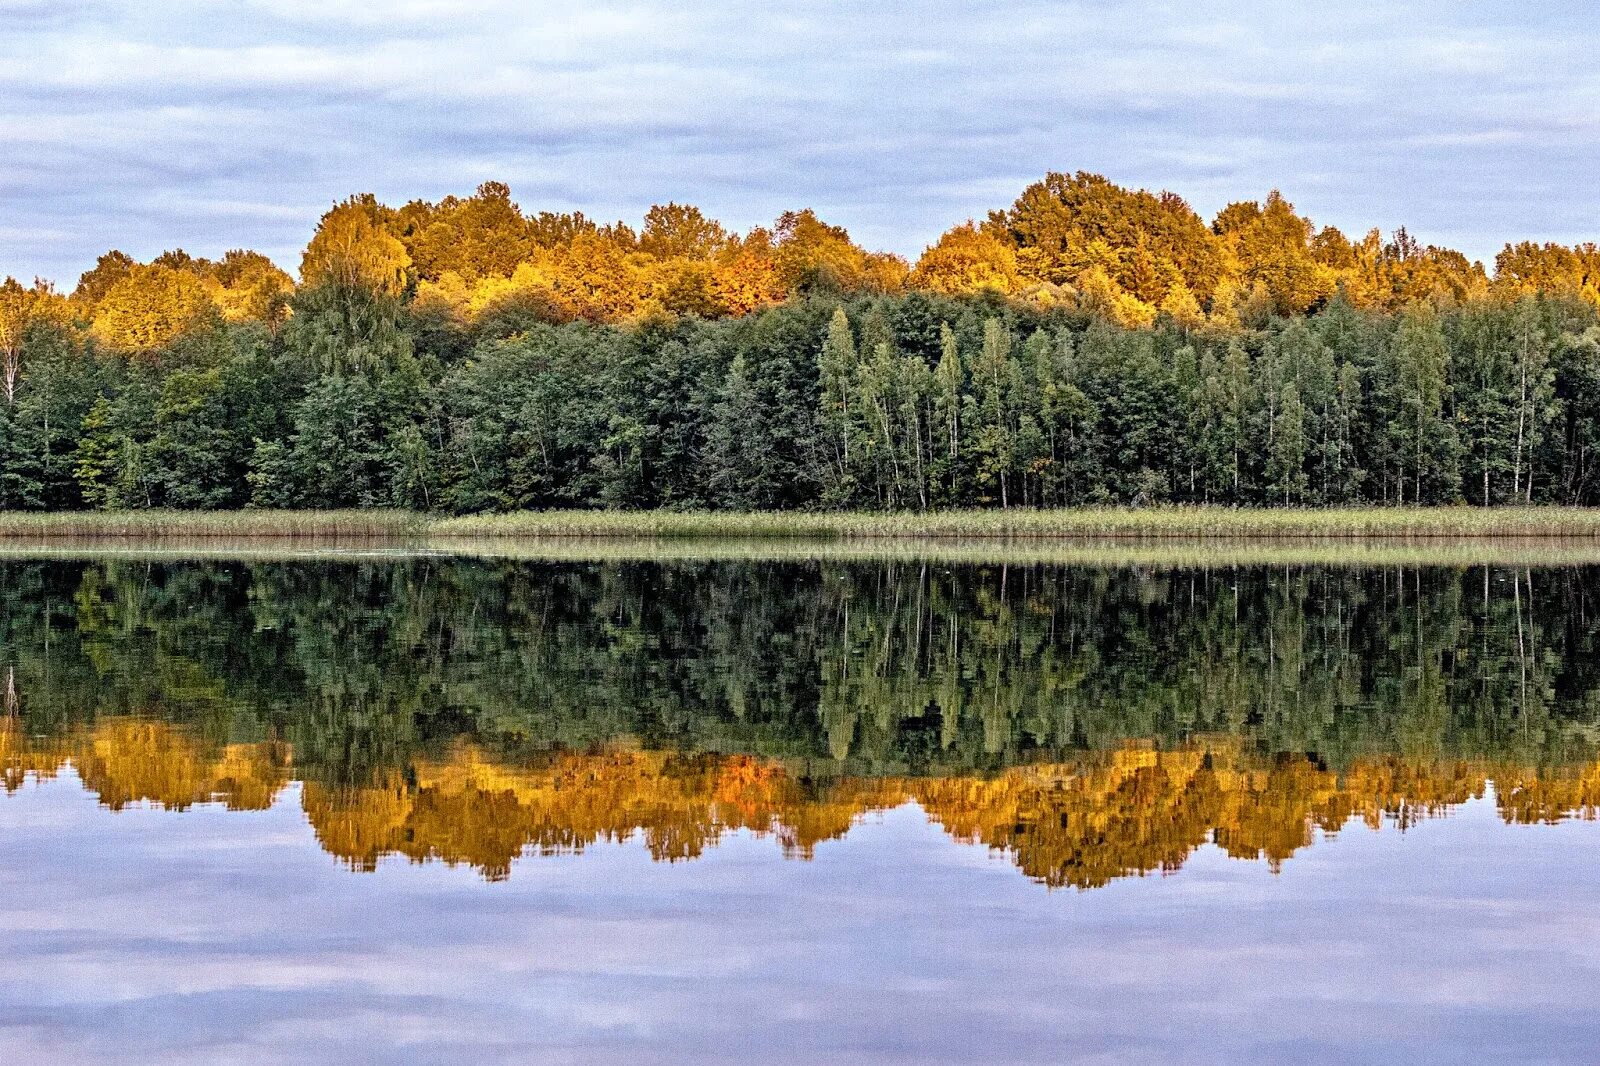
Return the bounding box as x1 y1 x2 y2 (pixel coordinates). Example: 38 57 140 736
6 506 1600 544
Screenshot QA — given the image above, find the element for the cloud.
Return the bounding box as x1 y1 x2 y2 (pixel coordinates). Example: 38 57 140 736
2 0 1599 285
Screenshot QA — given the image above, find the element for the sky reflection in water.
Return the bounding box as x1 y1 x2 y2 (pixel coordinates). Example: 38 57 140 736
4 554 1600 1062
4 773 1600 1064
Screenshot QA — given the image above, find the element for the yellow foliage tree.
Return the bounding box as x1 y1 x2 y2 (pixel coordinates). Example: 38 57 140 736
911 221 1022 295
300 196 411 296
211 249 294 325
90 263 218 355
1494 241 1600 308
0 276 68 404
771 209 904 295
642 257 728 318
640 202 729 260
1157 280 1206 329
547 231 643 322
399 181 534 284
70 250 136 315
1213 191 1331 315
712 240 786 316
1075 266 1156 328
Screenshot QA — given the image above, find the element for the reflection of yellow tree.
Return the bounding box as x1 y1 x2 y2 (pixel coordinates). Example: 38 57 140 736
301 773 412 872
1494 761 1600 824
9 721 1600 887
0 710 69 792
300 747 903 879
2 717 289 811
914 746 1502 887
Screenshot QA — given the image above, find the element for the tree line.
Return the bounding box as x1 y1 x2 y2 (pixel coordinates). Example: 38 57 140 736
6 173 1600 510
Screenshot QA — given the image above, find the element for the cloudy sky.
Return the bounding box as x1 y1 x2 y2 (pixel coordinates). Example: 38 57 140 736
2 0 1597 287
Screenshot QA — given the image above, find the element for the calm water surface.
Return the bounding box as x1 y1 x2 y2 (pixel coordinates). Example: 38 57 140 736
4 552 1600 1063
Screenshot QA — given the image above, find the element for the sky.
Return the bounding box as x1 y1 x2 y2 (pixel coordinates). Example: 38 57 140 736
3 0 1599 288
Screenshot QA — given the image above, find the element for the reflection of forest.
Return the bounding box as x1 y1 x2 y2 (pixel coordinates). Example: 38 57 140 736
7 718 1600 888
6 558 1600 777
7 557 1600 886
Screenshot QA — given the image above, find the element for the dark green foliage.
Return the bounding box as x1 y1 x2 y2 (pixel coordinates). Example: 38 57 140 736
7 286 1600 512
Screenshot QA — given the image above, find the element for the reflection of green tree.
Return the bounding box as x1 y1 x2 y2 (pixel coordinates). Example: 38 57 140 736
4 558 1600 783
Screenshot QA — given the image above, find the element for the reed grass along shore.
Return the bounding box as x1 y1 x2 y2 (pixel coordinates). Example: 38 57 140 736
4 507 1600 541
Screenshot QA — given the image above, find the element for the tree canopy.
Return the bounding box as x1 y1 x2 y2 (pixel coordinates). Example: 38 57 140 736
6 172 1600 512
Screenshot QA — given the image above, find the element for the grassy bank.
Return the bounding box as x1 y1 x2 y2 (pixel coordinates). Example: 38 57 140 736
8 537 1600 568
0 509 427 539
4 506 1600 541
430 506 1600 539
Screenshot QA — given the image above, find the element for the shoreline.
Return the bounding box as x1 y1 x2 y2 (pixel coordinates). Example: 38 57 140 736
3 508 1600 566
3 506 1600 541
5 539 1600 568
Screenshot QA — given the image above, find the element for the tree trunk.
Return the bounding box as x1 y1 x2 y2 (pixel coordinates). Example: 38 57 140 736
1514 362 1527 501
1 346 17 406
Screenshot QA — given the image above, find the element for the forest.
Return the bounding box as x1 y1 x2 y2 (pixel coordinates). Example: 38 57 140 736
6 173 1600 511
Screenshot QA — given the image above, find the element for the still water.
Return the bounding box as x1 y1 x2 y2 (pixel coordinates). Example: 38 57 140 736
4 549 1600 1063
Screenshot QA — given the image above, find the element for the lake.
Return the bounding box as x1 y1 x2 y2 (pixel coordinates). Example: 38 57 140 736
4 547 1600 1063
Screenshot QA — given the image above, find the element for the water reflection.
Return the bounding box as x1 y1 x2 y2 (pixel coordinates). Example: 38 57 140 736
7 717 1600 888
4 556 1600 889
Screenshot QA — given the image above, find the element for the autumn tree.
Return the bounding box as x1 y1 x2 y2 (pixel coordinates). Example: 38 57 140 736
992 171 1223 306
640 203 729 260
911 222 1022 296
301 195 411 297
90 264 218 356
399 181 534 283
71 250 135 313
772 210 906 296
212 250 294 325
1377 228 1488 309
1214 192 1329 315
1494 242 1600 306
0 277 67 404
